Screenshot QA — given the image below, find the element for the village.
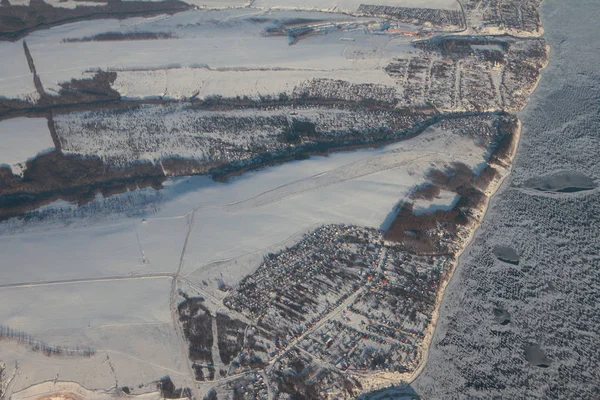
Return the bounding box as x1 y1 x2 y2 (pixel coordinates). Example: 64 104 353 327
193 221 463 399
384 35 547 112
223 225 453 377
462 0 543 34
357 4 464 31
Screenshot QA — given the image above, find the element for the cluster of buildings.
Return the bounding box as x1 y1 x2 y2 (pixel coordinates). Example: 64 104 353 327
385 50 499 112
295 247 453 373
413 53 496 111
357 5 464 30
500 39 548 110
223 225 455 376
465 0 542 33
225 373 269 400
225 226 383 340
383 35 547 113
268 348 362 399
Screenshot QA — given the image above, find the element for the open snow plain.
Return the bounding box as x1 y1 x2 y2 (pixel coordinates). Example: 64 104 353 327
23 9 407 99
0 277 190 394
0 118 54 175
0 41 39 102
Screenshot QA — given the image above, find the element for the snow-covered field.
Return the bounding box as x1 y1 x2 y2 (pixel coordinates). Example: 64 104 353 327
113 66 397 100
0 278 190 394
0 0 465 106
0 278 171 337
21 9 414 99
11 381 165 400
0 117 55 175
0 41 39 101
413 188 458 214
0 216 187 285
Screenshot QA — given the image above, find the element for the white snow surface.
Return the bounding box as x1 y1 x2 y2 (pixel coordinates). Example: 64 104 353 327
0 117 55 172
45 0 104 8
0 216 187 285
0 278 190 393
0 1 454 100
113 66 397 100
0 278 171 336
413 188 459 214
11 382 165 400
0 41 39 101
23 9 413 98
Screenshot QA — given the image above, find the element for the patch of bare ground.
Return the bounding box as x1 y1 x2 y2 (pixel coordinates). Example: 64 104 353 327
0 0 191 41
